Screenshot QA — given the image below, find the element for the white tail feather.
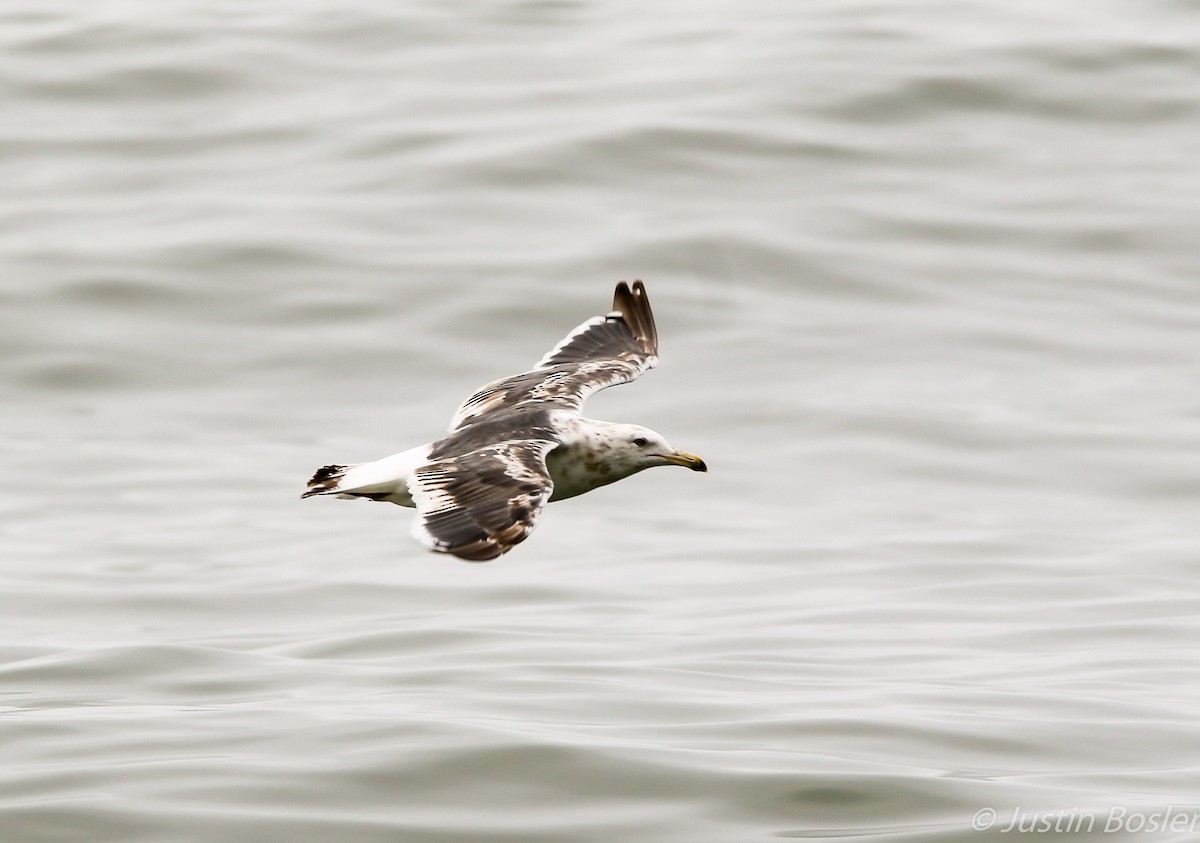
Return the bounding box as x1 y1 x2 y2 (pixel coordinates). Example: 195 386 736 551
302 445 430 508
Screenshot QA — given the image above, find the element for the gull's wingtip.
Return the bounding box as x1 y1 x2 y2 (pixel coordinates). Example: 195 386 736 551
611 279 657 357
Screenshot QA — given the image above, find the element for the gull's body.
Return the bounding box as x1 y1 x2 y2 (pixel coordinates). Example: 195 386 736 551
303 281 706 561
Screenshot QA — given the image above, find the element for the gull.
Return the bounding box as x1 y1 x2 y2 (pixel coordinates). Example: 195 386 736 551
303 281 706 561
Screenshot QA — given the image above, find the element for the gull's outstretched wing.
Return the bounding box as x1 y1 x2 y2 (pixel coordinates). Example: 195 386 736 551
449 281 658 430
408 439 557 561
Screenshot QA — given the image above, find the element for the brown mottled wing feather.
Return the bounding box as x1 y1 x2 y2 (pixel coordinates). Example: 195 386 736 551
408 439 556 561
449 281 659 430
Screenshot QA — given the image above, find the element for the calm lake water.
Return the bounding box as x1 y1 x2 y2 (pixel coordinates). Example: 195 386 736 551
3 2 1200 841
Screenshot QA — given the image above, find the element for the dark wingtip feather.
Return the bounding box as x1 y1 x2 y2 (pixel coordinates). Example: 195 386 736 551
611 281 634 317
612 279 657 357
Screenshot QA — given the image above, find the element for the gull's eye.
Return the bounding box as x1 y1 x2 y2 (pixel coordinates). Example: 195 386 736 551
633 437 648 447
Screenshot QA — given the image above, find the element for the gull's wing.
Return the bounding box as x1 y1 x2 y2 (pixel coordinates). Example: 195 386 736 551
408 439 557 561
449 281 659 430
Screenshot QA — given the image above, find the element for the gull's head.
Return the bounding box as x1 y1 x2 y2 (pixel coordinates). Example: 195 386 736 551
609 423 707 475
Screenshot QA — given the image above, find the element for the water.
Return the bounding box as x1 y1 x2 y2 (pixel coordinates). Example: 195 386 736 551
3 1 1200 840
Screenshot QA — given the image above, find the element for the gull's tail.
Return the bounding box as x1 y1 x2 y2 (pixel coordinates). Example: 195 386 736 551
302 464 350 498
301 446 428 507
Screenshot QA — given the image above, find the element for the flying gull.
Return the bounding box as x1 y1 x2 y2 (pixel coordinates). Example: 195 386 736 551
302 281 707 561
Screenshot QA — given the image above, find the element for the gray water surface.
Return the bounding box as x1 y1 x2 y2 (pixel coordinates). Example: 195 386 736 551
3 2 1200 841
